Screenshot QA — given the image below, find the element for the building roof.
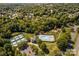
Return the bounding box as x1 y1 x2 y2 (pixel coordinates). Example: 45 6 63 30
20 46 35 56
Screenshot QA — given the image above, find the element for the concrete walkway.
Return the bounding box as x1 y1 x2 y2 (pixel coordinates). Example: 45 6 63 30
74 34 79 56
72 25 79 55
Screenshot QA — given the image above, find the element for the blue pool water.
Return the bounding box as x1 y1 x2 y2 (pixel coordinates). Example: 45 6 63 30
38 35 54 41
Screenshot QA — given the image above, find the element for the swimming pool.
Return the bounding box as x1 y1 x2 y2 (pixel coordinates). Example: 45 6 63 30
38 35 55 42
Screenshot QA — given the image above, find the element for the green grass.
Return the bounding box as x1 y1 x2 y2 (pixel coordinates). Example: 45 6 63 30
11 32 22 37
44 42 59 52
23 33 35 39
65 27 71 32
74 32 78 42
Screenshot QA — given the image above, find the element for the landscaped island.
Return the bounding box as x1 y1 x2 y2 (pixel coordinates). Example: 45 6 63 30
0 3 79 56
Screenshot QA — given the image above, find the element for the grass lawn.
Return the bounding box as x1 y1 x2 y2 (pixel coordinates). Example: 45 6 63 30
65 27 71 32
44 42 59 52
11 32 22 37
23 33 35 39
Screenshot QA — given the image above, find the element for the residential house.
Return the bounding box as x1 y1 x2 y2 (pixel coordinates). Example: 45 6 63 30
20 46 35 56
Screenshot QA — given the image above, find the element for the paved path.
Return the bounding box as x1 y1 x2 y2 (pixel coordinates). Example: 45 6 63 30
74 34 79 55
72 25 79 55
71 32 76 41
75 34 79 50
70 25 79 55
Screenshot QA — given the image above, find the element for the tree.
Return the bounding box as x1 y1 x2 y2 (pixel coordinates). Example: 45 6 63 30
77 27 79 33
4 43 12 51
61 27 66 32
3 30 11 39
0 47 6 56
57 32 70 51
37 50 45 56
14 48 22 56
65 49 75 56
31 44 45 56
0 25 12 39
0 37 11 47
0 39 5 47
36 37 42 46
40 43 49 54
4 43 14 56
18 41 28 50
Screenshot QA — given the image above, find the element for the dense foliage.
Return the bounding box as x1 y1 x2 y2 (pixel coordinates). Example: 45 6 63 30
0 3 79 56
0 4 79 38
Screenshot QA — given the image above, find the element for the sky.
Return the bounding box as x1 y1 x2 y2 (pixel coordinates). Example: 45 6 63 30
0 0 79 3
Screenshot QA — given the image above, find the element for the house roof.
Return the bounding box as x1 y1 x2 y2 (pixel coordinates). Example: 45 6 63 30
20 46 35 56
